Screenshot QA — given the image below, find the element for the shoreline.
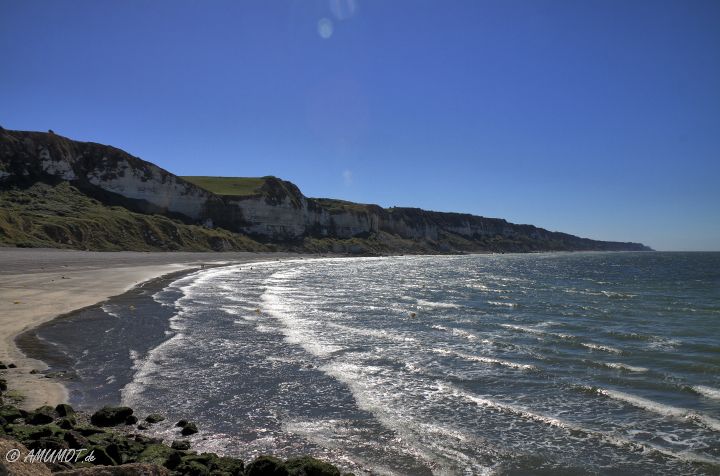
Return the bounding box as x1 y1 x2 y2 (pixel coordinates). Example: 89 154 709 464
0 248 312 410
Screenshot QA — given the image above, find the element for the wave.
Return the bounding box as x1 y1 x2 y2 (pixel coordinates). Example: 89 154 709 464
500 323 544 336
100 304 122 319
600 291 636 299
596 388 720 432
487 301 518 308
416 299 462 309
442 384 578 430
646 337 682 351
451 328 479 341
432 348 535 371
581 342 622 354
692 385 720 401
601 362 649 373
326 322 416 343
449 385 720 466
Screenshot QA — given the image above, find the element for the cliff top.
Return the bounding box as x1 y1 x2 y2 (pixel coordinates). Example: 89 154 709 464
181 176 268 196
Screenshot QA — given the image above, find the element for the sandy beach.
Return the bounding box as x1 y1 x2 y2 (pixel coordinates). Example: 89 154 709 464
0 248 302 410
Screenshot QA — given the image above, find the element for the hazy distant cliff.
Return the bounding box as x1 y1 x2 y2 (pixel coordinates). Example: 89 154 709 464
0 128 652 253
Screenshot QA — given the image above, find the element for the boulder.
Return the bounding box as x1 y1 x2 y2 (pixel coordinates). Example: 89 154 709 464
0 405 23 424
173 460 209 476
133 435 161 445
27 436 69 451
170 440 190 451
58 417 77 430
208 455 244 475
55 404 75 417
136 444 175 467
284 456 341 476
75 426 106 437
91 407 134 427
28 406 55 425
245 456 288 476
144 414 165 424
124 416 138 425
64 430 89 449
179 423 198 436
5 423 59 443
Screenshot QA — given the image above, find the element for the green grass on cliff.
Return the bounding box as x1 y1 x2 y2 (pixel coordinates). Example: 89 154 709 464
181 176 269 196
0 182 269 252
313 198 372 213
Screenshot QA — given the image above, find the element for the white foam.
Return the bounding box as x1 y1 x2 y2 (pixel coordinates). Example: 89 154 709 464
100 304 121 318
646 337 682 351
692 385 720 401
260 278 344 357
450 385 720 466
600 290 636 299
500 323 545 336
129 349 143 371
451 328 479 341
488 301 518 308
432 348 535 371
602 362 648 373
416 299 461 309
319 361 486 475
581 342 622 354
442 384 571 429
326 322 416 343
597 389 720 432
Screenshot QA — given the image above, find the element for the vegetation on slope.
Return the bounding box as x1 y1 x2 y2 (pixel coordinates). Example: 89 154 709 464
180 176 268 196
0 182 269 252
312 198 376 213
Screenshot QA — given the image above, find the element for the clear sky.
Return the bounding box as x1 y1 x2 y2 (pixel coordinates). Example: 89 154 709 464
2 1 719 251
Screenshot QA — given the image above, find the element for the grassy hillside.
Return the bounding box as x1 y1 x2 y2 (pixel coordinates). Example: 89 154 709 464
181 176 268 196
0 182 269 252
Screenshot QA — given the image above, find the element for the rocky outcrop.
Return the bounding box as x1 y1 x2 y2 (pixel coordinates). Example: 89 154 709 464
0 128 652 252
0 402 348 476
0 129 217 222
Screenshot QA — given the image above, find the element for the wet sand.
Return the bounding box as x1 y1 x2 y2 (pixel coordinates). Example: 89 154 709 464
0 248 307 409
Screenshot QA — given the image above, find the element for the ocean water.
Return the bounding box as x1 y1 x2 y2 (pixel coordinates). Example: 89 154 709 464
33 252 720 475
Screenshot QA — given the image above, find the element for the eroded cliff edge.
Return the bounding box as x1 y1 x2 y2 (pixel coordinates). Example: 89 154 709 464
0 128 652 253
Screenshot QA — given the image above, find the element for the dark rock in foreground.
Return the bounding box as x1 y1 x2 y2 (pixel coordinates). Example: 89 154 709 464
144 415 165 424
91 407 134 427
0 403 353 476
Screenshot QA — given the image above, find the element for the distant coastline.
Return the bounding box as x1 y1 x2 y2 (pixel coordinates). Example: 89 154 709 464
0 127 653 254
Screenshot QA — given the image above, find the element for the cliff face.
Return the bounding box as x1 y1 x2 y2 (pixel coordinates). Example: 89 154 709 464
0 128 652 253
0 129 217 218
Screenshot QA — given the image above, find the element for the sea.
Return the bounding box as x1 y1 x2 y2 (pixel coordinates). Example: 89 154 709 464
27 252 720 475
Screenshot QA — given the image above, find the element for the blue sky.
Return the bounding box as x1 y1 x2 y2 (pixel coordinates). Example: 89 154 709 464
2 1 719 251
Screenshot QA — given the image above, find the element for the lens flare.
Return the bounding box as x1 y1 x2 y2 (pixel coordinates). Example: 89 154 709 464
317 18 333 39
330 0 357 21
